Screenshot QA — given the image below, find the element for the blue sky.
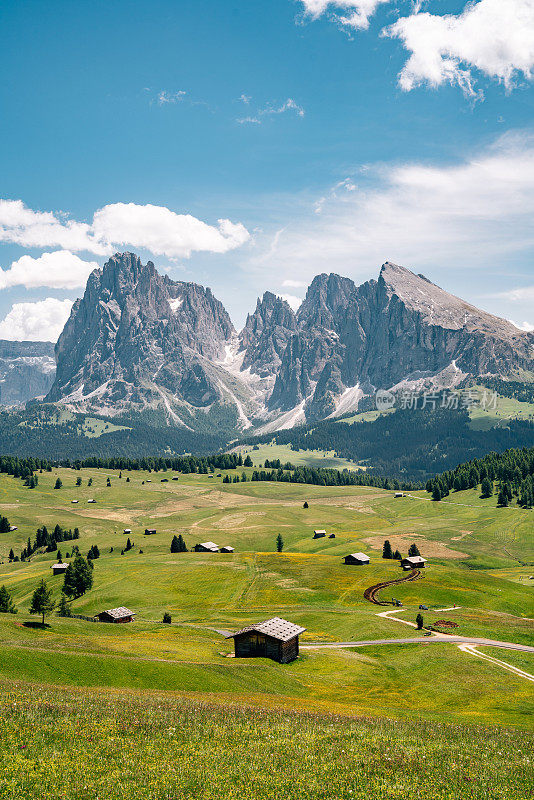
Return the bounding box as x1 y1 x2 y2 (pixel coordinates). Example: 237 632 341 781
1 0 534 339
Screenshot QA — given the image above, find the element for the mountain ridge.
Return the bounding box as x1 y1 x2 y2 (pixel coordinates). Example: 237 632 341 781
34 252 534 434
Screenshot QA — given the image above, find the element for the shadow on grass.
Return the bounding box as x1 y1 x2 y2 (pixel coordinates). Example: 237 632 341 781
23 621 51 630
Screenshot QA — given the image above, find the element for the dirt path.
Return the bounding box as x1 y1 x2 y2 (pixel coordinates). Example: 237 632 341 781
363 569 422 606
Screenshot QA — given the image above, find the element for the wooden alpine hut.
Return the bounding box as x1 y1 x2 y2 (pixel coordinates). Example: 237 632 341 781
343 552 370 565
401 555 427 570
51 562 69 576
96 607 135 623
226 617 306 663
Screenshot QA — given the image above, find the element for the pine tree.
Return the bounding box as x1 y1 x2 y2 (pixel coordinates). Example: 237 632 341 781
303 501 309 509
276 533 284 552
244 455 253 467
408 543 421 557
57 550 62 563
76 477 82 486
57 594 72 617
416 613 424 630
54 478 62 489
8 548 14 561
162 612 172 624
393 549 402 560
432 484 442 501
382 540 393 559
170 535 180 553
481 477 493 498
63 553 93 598
29 579 55 624
0 515 11 533
0 584 17 613
177 534 187 552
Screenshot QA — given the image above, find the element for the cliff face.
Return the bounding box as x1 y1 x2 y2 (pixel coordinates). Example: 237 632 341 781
0 340 55 405
47 252 234 413
46 254 534 431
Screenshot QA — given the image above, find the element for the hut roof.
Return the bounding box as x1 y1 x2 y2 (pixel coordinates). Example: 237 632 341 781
100 606 135 619
403 555 427 565
199 541 219 551
313 529 326 534
51 562 69 569
347 552 369 560
220 546 234 552
226 617 306 642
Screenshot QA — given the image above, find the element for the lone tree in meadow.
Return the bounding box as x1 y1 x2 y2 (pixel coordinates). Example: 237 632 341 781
76 477 82 486
63 553 93 598
382 540 393 559
408 543 421 557
481 478 493 498
29 579 55 625
303 501 309 509
54 477 62 489
0 515 11 532
276 533 284 552
0 584 17 614
170 535 187 553
416 613 424 630
392 549 402 560
163 612 172 624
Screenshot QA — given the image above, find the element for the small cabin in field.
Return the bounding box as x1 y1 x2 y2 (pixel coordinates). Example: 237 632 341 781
329 533 336 539
9 526 17 531
226 617 306 663
401 555 427 570
97 606 135 623
194 541 219 553
51 562 69 575
313 530 326 539
394 492 404 498
88 499 96 504
144 528 157 536
344 552 370 566
220 546 234 553
123 528 132 535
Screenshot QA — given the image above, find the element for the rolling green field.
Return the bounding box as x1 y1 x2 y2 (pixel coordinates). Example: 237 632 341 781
0 466 532 725
0 465 532 798
232 441 360 470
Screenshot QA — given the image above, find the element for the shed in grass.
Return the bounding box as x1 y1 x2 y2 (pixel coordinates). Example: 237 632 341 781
97 606 135 623
313 529 326 539
401 555 427 570
51 562 69 575
343 552 370 566
220 546 234 553
226 617 306 663
123 528 132 534
144 528 157 536
194 541 219 553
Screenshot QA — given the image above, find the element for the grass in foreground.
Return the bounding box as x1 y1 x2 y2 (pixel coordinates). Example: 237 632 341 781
0 681 532 800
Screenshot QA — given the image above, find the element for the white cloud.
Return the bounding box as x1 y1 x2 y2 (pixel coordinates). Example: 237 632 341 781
282 278 307 288
499 286 534 302
92 203 250 258
299 0 389 30
251 131 534 283
278 293 303 310
386 0 534 97
0 251 98 290
0 199 108 254
0 200 249 260
237 98 305 124
156 90 187 105
510 319 534 331
0 298 73 342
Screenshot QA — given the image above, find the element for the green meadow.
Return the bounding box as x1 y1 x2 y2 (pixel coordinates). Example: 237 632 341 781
0 465 532 798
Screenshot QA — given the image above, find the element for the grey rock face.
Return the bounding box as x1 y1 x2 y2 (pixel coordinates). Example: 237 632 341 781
0 340 56 405
47 252 234 413
46 253 534 431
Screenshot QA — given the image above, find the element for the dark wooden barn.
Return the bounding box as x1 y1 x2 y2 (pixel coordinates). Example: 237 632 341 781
343 552 370 565
97 606 135 623
226 617 306 663
144 528 157 536
194 541 219 552
51 562 69 575
313 529 326 539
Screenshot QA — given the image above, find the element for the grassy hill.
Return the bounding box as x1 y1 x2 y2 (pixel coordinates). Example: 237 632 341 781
0 465 532 797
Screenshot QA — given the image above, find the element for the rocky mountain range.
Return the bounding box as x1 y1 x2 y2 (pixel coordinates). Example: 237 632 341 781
37 252 534 435
0 340 55 404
